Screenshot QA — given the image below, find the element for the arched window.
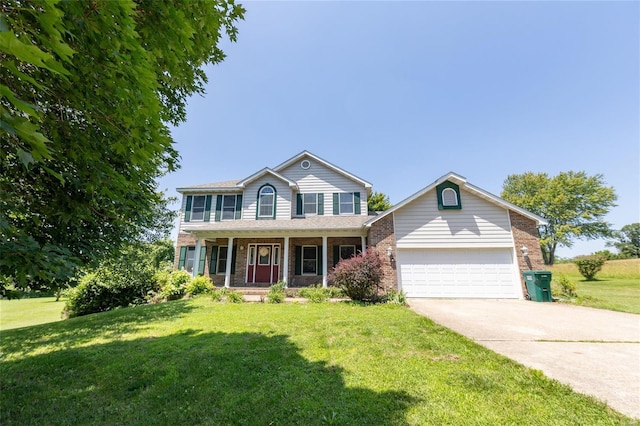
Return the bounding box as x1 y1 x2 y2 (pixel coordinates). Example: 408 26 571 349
442 188 459 207
258 185 275 218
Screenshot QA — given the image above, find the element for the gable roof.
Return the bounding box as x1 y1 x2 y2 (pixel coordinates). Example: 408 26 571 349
274 150 373 193
236 167 298 189
177 180 241 193
364 172 548 226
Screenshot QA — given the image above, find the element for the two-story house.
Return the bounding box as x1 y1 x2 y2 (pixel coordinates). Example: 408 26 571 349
175 151 372 288
175 150 548 298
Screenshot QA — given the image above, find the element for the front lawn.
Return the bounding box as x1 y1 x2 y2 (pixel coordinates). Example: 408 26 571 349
550 259 640 314
0 299 632 425
0 297 65 331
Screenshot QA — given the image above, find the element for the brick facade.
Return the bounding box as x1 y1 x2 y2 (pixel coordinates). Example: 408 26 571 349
509 210 546 296
368 214 398 291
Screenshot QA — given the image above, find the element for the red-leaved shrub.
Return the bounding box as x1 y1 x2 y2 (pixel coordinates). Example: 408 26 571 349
328 248 384 301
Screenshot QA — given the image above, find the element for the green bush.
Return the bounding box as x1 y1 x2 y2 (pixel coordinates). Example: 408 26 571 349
328 248 384 302
225 289 244 303
212 287 244 303
574 256 606 281
266 281 286 303
552 274 578 299
159 269 192 301
186 275 214 296
383 288 407 306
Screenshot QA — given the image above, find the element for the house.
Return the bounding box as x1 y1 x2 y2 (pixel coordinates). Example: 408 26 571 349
174 151 547 298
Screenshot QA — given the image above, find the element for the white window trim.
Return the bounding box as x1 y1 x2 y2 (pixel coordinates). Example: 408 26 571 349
190 195 206 222
302 245 317 275
258 186 275 218
303 193 317 216
442 188 459 207
339 193 354 215
221 195 237 221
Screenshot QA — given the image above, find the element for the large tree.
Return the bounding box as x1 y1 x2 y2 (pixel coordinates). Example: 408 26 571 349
608 223 640 258
368 191 393 212
0 0 245 294
501 171 617 265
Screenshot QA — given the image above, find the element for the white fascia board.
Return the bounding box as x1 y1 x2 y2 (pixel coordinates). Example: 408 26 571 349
273 150 373 192
236 168 298 189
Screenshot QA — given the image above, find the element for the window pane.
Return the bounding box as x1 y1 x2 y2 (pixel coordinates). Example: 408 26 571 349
303 193 317 215
217 246 228 274
259 187 275 217
222 195 236 220
442 188 458 206
248 246 255 265
191 196 206 221
302 246 317 274
185 247 196 273
340 245 355 260
258 246 271 265
273 246 280 265
339 193 353 214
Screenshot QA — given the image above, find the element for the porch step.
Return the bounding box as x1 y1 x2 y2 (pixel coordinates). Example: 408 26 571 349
217 287 305 296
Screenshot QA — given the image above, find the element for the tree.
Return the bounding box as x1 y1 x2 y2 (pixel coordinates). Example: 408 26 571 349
368 191 393 212
608 223 640 258
501 171 617 265
0 0 245 295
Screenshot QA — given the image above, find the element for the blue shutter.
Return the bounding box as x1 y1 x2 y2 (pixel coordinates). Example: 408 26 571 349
333 193 339 215
215 195 222 221
354 192 361 215
235 195 243 219
209 246 218 274
317 193 324 215
198 246 207 275
204 195 212 222
178 246 187 269
184 196 193 222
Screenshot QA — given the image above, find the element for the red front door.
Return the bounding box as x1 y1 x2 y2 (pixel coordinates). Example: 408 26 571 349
247 244 280 283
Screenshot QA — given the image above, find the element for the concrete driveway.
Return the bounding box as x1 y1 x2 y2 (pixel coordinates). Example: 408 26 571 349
408 299 640 419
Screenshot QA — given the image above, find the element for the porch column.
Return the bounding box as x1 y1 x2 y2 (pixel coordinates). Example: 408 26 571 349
192 238 202 277
224 237 234 288
283 236 290 288
361 235 367 253
322 235 328 288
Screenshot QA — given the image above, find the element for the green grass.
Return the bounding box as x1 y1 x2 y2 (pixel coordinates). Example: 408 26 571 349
550 259 640 314
0 299 633 425
0 297 66 331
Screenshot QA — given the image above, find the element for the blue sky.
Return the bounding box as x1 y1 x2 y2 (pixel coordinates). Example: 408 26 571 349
161 1 639 259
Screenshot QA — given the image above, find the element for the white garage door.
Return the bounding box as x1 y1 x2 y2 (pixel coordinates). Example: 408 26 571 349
397 248 520 298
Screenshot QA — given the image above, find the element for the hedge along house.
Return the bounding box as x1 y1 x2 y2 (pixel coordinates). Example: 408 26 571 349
365 172 548 298
174 151 372 288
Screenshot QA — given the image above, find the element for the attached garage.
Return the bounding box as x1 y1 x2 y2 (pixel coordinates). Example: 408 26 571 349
397 248 520 298
365 172 548 299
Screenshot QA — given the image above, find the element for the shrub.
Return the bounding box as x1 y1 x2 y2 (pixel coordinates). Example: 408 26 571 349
266 281 286 303
574 256 606 281
553 274 578 299
186 275 215 296
328 248 384 301
212 287 244 303
225 289 244 303
384 288 407 305
159 269 192 301
298 285 331 303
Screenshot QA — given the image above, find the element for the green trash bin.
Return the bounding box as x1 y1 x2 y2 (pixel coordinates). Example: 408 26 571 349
523 271 553 302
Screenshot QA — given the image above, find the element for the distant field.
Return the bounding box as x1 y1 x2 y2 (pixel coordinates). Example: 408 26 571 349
549 259 640 314
0 297 65 331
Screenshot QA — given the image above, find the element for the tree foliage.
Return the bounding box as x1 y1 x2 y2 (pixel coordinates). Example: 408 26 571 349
608 223 640 259
574 255 606 281
0 0 245 294
367 191 393 212
501 171 617 265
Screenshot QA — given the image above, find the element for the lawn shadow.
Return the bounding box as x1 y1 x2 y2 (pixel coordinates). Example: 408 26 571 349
1 330 416 425
0 300 198 358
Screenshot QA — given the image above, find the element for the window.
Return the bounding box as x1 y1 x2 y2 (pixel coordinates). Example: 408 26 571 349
258 185 275 218
339 193 354 214
222 195 237 220
248 246 255 266
273 246 280 266
217 246 228 274
258 246 271 265
302 246 317 275
436 181 462 210
442 188 458 207
190 195 206 221
184 247 196 273
340 245 356 260
303 193 317 215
